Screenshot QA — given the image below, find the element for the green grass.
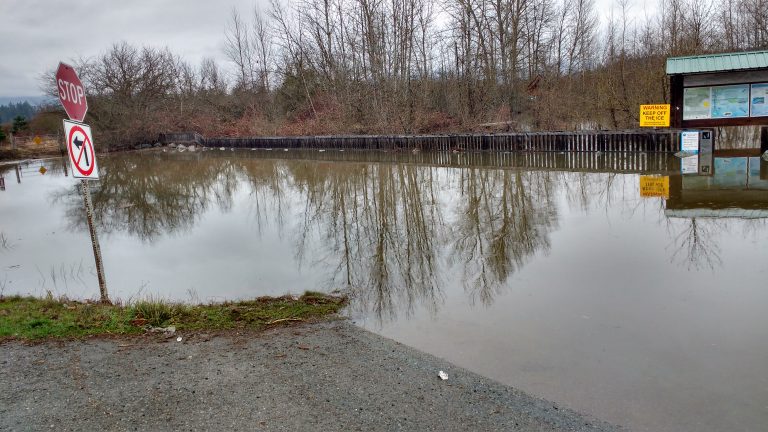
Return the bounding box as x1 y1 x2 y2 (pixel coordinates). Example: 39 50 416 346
0 292 347 340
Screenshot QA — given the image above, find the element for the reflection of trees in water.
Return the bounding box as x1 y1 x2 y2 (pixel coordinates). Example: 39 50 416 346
559 171 665 221
291 162 445 321
668 218 724 271
738 218 768 237
664 208 768 273
450 169 558 305
53 153 241 242
672 218 726 271
51 153 768 319
562 172 730 273
239 158 290 236
55 153 564 320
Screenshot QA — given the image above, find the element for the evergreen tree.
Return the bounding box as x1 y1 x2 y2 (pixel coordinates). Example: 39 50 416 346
0 127 5 143
0 102 36 124
11 116 27 134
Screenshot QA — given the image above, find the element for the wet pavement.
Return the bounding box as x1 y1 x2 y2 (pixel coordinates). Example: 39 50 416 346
0 321 619 432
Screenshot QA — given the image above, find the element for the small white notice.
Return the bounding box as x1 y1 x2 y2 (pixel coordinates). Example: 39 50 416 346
681 131 700 153
681 155 699 174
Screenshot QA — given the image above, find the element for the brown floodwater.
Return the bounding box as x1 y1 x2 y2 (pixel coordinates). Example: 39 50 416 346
1 150 767 432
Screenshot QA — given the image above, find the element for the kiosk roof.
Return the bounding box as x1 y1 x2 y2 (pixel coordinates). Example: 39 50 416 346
666 50 768 75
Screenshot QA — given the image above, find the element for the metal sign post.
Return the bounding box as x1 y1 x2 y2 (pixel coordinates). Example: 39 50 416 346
62 120 108 303
56 63 109 303
80 179 108 302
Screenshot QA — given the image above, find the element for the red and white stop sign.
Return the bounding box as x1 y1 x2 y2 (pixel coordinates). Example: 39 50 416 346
55 62 88 122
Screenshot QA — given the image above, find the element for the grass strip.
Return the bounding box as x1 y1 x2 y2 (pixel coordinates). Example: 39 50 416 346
0 291 346 340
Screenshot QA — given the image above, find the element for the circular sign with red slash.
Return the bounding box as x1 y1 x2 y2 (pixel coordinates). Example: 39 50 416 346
63 120 99 179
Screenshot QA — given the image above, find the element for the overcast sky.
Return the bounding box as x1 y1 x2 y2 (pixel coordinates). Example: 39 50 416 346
1 0 653 99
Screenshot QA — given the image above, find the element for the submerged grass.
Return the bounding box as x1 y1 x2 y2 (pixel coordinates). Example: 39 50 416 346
0 149 21 161
0 291 347 341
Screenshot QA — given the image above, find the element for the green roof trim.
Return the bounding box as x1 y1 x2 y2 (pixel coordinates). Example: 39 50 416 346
666 50 768 75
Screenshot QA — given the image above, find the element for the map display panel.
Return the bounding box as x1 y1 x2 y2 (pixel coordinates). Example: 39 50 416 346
683 87 711 120
751 83 768 117
711 85 750 119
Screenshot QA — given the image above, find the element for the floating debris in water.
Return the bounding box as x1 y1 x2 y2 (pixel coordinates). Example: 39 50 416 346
674 151 696 158
219 147 225 151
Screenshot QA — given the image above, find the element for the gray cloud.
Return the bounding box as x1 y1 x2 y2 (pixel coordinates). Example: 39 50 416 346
0 0 262 97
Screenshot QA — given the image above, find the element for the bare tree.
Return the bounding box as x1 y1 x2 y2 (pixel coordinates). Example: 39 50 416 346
224 8 255 90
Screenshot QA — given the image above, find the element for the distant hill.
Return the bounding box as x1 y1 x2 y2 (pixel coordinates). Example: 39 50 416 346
0 101 38 124
0 96 53 107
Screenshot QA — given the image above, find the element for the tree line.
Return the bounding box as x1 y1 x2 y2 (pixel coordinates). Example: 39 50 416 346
0 102 34 144
0 102 36 124
41 0 768 147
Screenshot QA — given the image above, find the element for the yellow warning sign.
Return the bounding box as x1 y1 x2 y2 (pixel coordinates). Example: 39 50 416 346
640 176 669 198
39 166 47 175
639 104 670 127
33 136 42 145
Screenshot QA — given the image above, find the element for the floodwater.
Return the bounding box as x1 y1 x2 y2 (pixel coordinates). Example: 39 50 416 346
2 150 768 432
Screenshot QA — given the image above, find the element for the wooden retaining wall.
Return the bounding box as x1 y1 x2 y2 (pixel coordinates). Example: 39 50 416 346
162 130 682 153
199 147 679 174
158 132 204 145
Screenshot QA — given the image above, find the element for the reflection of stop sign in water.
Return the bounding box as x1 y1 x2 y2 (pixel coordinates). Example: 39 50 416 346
56 62 88 122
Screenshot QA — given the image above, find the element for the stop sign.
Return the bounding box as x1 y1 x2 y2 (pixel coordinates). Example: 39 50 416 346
55 62 88 122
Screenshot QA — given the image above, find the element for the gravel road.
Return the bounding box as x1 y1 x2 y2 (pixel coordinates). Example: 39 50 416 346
0 321 621 431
